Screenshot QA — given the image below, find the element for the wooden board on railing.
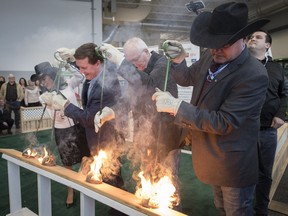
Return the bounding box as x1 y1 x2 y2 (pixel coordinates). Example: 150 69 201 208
0 148 186 216
268 123 288 214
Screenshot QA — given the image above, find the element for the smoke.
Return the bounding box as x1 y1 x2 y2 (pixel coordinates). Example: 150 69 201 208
22 132 57 161
103 61 174 186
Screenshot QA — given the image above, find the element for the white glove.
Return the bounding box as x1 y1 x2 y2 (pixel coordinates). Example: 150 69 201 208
152 88 182 116
162 40 186 64
39 92 55 106
52 94 69 110
94 107 115 133
98 43 124 67
56 48 76 62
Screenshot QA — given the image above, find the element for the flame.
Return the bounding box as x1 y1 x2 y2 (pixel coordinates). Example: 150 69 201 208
22 148 38 158
37 147 48 164
36 147 56 166
86 150 107 184
136 171 177 209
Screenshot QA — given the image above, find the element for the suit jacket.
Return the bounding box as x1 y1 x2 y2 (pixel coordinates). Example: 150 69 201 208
64 64 123 155
118 51 182 160
171 48 268 187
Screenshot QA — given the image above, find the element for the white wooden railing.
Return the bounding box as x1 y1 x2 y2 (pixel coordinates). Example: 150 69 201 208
2 123 288 216
1 149 186 216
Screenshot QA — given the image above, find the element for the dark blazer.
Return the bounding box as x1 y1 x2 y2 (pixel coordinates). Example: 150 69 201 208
64 64 123 155
118 51 182 160
171 48 268 187
260 56 287 126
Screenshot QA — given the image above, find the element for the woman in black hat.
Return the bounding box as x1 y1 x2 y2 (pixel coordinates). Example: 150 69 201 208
152 2 270 216
35 62 90 208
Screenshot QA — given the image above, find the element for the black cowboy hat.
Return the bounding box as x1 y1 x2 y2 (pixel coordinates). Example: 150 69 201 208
190 2 270 49
34 62 57 81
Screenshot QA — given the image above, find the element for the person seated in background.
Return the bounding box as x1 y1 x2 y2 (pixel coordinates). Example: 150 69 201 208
24 78 41 107
0 96 14 135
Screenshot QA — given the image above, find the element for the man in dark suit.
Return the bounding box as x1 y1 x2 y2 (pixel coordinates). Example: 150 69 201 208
0 96 14 135
152 2 270 216
52 43 125 190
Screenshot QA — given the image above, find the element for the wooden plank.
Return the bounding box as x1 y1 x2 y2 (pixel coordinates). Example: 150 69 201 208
269 200 288 215
0 148 186 216
269 124 288 201
268 123 288 215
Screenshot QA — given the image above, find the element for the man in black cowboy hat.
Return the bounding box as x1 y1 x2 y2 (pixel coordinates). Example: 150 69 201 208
152 2 270 215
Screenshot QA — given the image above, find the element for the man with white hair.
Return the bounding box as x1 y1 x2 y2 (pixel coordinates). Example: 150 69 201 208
97 37 183 210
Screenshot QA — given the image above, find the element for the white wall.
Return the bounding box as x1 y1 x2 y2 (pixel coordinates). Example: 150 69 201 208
271 29 288 59
0 0 92 73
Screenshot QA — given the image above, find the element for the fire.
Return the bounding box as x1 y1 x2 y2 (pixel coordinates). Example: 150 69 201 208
37 147 56 166
135 171 177 209
86 150 107 184
22 148 38 158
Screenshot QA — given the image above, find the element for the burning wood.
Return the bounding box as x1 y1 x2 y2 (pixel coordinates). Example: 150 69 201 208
39 154 56 166
37 147 56 166
79 156 94 176
85 150 107 184
86 171 103 184
22 148 38 158
136 171 178 209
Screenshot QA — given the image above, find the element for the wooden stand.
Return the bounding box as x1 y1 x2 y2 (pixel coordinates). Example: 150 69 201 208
0 148 186 216
268 123 288 214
